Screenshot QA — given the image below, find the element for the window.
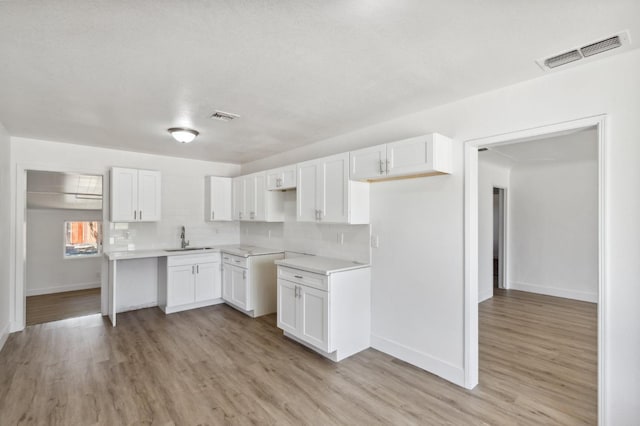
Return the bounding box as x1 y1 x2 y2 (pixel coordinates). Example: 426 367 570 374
64 221 102 258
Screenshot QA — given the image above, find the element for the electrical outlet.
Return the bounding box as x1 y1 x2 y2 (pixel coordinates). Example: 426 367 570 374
370 234 379 249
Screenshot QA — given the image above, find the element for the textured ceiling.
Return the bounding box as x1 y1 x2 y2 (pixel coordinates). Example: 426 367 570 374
0 1 638 164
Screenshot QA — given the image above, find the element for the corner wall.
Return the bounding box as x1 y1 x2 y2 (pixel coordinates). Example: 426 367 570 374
0 122 11 351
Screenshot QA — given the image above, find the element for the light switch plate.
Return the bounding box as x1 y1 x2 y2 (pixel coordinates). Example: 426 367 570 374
371 235 379 249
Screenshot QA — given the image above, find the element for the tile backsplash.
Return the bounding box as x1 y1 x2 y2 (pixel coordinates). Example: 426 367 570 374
240 191 371 264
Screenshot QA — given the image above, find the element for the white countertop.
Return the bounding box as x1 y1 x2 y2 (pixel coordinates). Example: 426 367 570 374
105 247 221 261
275 256 370 275
219 245 284 258
105 245 284 261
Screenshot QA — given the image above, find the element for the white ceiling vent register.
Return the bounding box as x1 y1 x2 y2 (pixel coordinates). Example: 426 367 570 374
210 110 240 122
537 31 631 71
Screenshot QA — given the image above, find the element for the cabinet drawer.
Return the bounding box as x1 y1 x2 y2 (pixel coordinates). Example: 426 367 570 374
222 253 247 268
167 253 220 267
278 266 328 292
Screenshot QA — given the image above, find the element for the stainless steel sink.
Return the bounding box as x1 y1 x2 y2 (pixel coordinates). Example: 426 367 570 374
164 247 213 252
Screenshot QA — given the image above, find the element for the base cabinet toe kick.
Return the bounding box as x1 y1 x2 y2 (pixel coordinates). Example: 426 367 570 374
276 265 371 362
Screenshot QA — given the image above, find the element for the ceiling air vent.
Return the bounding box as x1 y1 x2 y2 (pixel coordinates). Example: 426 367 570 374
544 49 582 69
581 35 622 57
210 110 240 122
537 30 631 71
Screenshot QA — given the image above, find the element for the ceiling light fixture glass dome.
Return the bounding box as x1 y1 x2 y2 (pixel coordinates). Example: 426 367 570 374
168 127 199 143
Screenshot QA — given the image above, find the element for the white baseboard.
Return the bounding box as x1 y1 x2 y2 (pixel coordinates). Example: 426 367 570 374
26 281 101 296
371 334 465 387
0 321 10 353
478 289 493 303
509 281 597 303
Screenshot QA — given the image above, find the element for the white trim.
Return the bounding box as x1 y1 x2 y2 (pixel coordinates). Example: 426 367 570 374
26 282 101 297
463 114 607 425
509 281 597 303
0 321 10 353
371 334 465 387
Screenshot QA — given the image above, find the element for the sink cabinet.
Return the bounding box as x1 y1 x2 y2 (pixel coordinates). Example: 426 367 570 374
276 265 371 361
158 252 223 314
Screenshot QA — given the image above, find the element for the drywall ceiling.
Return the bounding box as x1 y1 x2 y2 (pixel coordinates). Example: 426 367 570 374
479 127 598 168
27 170 103 210
0 1 637 164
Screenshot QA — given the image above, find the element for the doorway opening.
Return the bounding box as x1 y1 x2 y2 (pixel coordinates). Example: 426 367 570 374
463 115 606 424
25 170 104 326
492 187 505 289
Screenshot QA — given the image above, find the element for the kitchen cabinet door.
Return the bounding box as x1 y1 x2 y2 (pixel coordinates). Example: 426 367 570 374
296 160 319 222
232 177 245 221
253 173 266 221
168 264 196 307
319 153 349 223
195 262 221 302
349 144 387 181
230 266 249 310
222 263 233 301
266 165 297 190
277 280 298 335
280 166 297 189
299 285 330 352
205 176 232 221
386 135 435 177
110 167 138 222
137 169 161 222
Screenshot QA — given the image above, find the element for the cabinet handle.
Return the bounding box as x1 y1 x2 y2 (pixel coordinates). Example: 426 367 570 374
386 159 390 173
234 260 241 263
196 264 199 274
140 210 143 220
243 270 247 279
379 159 384 175
318 209 322 221
211 211 214 220
134 210 136 220
223 257 229 260
294 285 299 298
192 265 195 274
294 275 303 279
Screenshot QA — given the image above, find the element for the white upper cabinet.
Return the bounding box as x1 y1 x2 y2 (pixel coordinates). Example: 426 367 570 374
110 167 161 222
349 133 453 181
266 165 297 190
205 176 232 221
296 153 369 224
232 172 284 222
232 177 245 221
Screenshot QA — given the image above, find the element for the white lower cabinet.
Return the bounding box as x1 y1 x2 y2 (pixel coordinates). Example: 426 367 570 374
276 265 370 361
221 252 283 317
159 253 223 314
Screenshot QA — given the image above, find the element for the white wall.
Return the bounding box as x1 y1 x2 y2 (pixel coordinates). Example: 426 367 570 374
241 50 640 421
240 191 370 264
26 208 103 296
0 122 11 351
478 160 510 302
509 160 598 302
9 138 242 326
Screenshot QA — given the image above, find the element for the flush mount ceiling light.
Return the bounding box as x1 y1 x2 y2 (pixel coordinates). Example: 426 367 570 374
168 127 199 143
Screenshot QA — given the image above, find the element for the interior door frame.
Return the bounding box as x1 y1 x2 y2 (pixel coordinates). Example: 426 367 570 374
493 186 507 289
12 163 109 332
463 114 607 425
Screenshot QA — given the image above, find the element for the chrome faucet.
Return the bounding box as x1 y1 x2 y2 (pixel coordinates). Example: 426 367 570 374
180 226 190 249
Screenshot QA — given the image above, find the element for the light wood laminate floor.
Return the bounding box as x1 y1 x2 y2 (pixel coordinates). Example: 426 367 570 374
1 289 597 425
26 288 101 326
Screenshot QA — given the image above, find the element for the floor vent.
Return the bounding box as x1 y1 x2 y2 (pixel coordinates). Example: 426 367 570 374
537 31 631 71
210 110 240 122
